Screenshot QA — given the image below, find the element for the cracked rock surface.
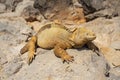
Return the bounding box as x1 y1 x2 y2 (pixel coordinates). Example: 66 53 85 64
0 0 120 80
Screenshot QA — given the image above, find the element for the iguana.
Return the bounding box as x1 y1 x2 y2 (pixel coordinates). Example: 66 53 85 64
20 23 97 64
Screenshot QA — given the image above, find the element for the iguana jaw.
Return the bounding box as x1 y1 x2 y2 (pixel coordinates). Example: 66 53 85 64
86 35 96 41
68 27 96 47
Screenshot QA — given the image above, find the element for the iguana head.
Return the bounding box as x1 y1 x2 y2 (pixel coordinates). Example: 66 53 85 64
69 27 96 46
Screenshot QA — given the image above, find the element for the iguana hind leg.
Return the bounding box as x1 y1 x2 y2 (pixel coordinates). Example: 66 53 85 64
20 36 37 64
54 44 74 63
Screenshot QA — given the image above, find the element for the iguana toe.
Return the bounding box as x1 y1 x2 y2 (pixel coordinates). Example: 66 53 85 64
28 53 35 64
62 55 74 63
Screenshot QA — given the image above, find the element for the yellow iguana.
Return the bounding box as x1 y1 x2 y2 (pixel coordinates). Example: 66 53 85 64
20 23 97 64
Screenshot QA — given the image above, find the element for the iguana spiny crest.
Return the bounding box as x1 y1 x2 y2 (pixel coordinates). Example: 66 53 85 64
20 23 97 64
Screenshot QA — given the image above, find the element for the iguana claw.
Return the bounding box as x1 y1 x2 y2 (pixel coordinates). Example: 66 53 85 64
62 55 74 63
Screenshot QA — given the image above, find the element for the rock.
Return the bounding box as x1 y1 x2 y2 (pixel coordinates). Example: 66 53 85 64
0 0 120 80
1 56 23 79
0 0 23 12
34 0 72 12
100 48 120 67
78 0 104 14
27 21 44 32
72 0 82 7
80 17 120 66
34 0 86 25
0 18 33 69
0 3 6 13
4 0 23 12
43 7 86 25
0 0 35 18
108 74 120 80
107 66 120 80
79 0 120 21
8 49 108 80
0 19 33 45
79 0 120 15
0 53 8 65
85 8 118 21
110 41 120 50
21 5 44 22
104 0 120 16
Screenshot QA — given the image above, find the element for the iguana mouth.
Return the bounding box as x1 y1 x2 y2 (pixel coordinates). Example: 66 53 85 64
87 36 96 41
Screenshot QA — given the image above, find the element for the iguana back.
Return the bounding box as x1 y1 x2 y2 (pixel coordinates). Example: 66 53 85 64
36 23 72 49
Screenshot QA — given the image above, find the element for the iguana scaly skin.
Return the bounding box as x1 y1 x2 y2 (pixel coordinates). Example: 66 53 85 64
20 23 96 64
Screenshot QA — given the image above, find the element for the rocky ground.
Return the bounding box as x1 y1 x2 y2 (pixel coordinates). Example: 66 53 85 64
0 0 120 80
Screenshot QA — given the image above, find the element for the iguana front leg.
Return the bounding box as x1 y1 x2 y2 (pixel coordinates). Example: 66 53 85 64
54 44 74 63
20 36 37 64
27 36 37 64
86 42 100 56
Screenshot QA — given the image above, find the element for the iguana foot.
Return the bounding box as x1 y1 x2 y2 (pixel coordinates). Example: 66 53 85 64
54 44 74 64
62 55 74 63
87 42 100 56
28 51 35 64
20 36 37 65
